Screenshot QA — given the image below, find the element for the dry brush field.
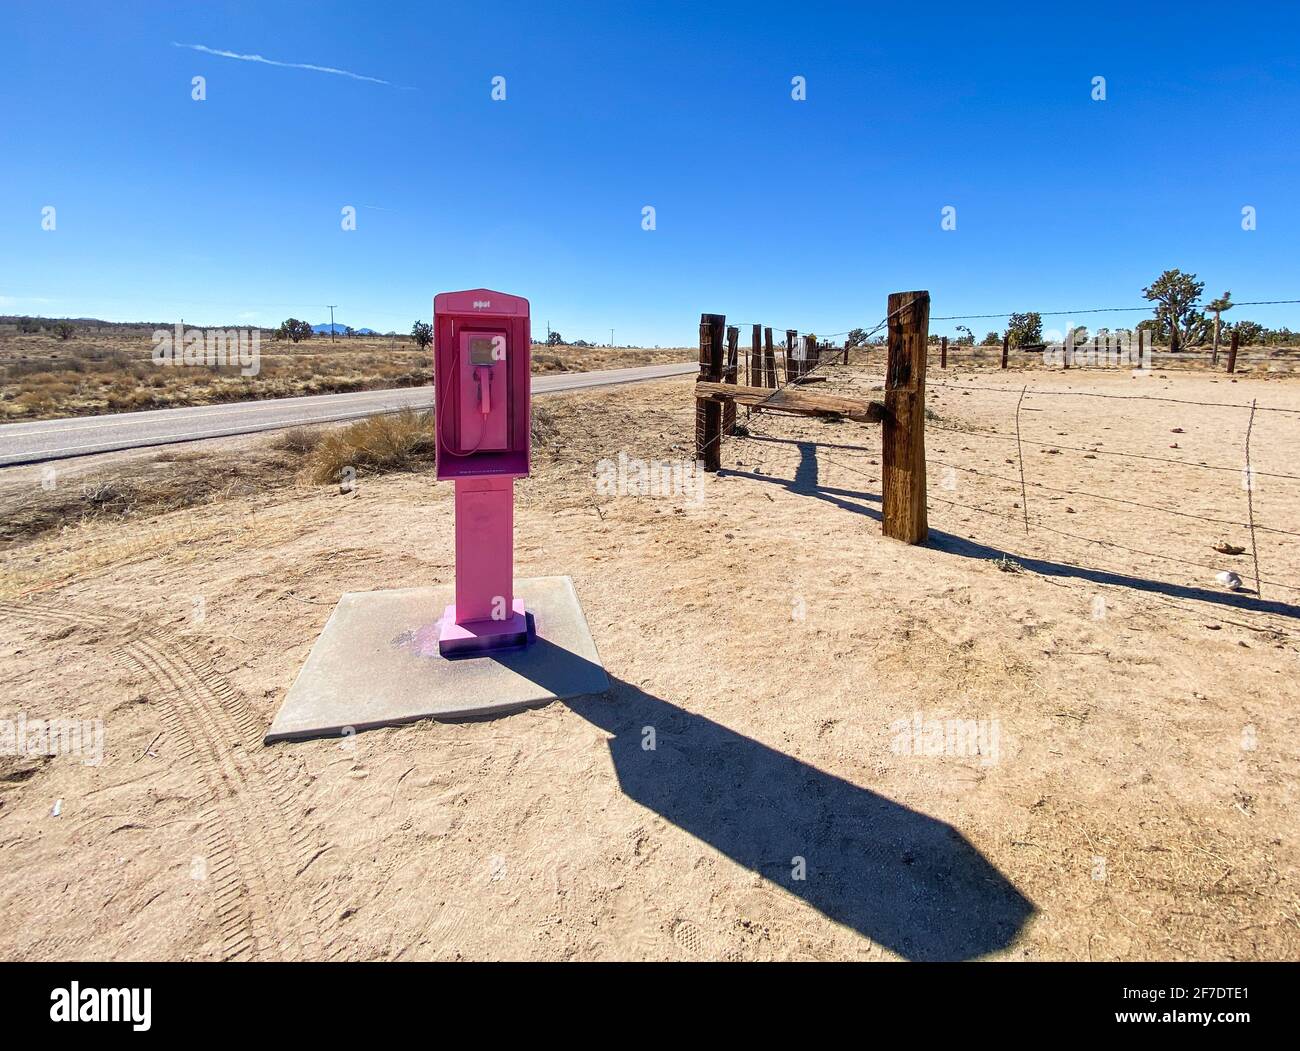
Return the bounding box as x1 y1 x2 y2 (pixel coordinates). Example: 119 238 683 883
0 360 1297 961
0 323 694 421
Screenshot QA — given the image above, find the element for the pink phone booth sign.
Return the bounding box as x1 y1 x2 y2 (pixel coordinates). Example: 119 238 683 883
432 289 534 656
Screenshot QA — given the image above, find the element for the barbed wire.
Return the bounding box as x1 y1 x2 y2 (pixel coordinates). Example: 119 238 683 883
928 378 1300 416
926 457 1300 538
926 419 1300 482
821 451 1300 595
710 368 1300 607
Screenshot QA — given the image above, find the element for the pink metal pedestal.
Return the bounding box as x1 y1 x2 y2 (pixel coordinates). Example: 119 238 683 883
438 476 535 657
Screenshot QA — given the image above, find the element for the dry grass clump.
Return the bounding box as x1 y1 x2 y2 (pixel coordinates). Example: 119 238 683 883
529 403 559 447
307 410 436 484
272 427 323 455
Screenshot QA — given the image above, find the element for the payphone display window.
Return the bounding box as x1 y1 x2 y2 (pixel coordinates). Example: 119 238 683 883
469 335 501 366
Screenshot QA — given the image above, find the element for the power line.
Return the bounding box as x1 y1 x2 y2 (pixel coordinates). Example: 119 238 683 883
931 298 1300 322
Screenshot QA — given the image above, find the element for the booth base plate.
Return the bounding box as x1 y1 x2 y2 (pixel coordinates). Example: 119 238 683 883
265 576 608 743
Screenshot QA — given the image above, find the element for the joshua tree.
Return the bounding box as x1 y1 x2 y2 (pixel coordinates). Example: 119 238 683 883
1142 269 1206 352
1204 291 1233 365
1006 312 1043 347
276 318 313 343
411 320 433 350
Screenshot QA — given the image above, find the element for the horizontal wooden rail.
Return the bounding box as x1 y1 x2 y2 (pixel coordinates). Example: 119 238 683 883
695 381 885 423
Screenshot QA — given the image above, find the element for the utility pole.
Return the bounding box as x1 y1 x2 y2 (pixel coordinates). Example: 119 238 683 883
610 328 614 347
327 304 338 344
546 320 551 345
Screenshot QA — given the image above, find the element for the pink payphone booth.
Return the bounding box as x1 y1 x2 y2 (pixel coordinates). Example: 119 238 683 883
264 288 607 740
433 289 535 657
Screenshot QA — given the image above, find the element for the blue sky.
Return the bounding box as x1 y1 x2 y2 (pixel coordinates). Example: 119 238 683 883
3 1 1298 344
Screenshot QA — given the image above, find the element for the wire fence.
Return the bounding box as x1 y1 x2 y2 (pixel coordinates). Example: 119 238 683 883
709 311 1300 633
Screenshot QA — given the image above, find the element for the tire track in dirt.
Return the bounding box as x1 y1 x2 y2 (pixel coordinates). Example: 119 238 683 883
0 598 339 961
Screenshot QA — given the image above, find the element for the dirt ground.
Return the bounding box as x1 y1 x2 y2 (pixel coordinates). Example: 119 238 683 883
1 360 1297 961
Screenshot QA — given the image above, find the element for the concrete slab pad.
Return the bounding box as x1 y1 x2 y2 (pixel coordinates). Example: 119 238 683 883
265 576 608 743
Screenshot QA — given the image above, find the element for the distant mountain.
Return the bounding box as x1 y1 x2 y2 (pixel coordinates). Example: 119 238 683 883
312 322 378 335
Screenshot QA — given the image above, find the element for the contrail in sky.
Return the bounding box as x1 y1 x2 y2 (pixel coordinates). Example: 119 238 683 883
172 42 394 86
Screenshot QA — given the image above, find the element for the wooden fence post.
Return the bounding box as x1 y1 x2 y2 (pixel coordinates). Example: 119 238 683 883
785 329 797 383
764 327 776 387
1137 328 1144 368
696 314 725 471
940 336 948 370
1001 333 1010 370
723 325 739 434
1226 329 1239 374
882 290 929 544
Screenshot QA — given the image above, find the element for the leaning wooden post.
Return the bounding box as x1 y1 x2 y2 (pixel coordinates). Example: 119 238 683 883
723 325 739 435
940 335 948 369
1137 328 1144 368
785 329 797 383
1001 332 1010 370
763 327 776 387
882 291 929 544
696 313 725 471
1226 329 1239 374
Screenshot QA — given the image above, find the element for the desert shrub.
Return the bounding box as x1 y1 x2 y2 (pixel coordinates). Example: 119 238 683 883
5 360 57 379
273 427 323 455
105 390 156 411
307 410 436 484
81 479 129 510
530 403 558 446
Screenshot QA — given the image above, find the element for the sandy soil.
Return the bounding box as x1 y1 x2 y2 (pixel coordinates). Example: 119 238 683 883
1 360 1297 961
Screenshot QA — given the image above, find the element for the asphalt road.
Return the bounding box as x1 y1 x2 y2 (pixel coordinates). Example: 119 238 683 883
0 361 696 467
